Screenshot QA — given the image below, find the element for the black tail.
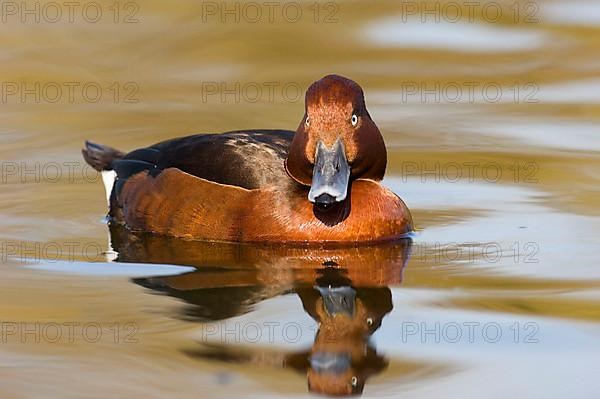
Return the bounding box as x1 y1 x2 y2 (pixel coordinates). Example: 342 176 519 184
82 140 125 171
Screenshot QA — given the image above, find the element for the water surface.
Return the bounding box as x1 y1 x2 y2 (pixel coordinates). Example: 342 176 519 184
1 0 599 397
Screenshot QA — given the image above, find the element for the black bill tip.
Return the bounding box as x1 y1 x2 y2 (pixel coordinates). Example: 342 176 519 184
314 193 337 208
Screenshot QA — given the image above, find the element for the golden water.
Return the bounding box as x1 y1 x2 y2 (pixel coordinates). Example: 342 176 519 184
0 0 599 397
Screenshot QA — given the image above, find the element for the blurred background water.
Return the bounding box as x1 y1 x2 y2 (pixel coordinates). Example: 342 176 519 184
0 0 599 397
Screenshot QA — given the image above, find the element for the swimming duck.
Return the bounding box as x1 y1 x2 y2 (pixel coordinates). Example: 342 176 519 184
82 74 412 243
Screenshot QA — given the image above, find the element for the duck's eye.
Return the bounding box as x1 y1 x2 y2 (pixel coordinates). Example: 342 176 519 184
351 376 358 387
351 114 358 126
305 115 310 127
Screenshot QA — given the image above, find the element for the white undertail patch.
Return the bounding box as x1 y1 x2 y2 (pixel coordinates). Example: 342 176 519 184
101 170 116 206
101 170 117 261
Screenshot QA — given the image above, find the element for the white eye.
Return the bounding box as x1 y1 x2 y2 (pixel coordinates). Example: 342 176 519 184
351 114 358 126
305 115 310 127
366 317 373 326
351 376 358 387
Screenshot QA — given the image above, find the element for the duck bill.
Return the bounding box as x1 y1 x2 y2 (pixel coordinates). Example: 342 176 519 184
308 139 351 206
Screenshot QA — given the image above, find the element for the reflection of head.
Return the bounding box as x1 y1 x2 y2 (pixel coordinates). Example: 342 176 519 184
173 275 394 397
293 279 393 396
297 280 393 337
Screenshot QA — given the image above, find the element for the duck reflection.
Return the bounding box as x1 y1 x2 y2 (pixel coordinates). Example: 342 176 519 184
110 224 411 396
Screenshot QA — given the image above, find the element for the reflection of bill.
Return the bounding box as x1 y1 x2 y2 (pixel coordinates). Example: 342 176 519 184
116 225 411 396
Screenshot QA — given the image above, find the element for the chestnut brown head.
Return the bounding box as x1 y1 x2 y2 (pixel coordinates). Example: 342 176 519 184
285 75 387 208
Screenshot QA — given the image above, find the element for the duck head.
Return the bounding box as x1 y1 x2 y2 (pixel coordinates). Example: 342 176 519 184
285 75 387 208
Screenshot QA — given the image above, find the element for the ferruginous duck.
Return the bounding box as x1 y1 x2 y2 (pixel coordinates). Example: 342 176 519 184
82 74 412 243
